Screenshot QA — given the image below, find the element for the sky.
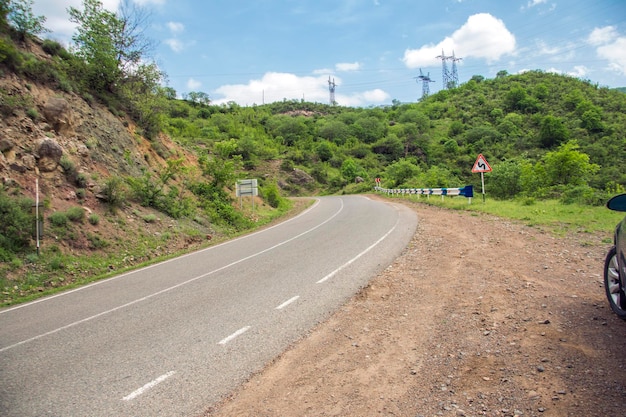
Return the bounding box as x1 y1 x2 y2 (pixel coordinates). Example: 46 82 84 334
31 0 626 107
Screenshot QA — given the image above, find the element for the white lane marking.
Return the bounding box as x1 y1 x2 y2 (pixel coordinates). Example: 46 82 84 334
218 326 251 345
1 199 323 315
276 296 300 310
122 371 176 401
317 215 400 284
0 200 344 353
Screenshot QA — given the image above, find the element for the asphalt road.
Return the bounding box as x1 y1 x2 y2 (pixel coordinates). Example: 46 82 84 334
0 195 417 417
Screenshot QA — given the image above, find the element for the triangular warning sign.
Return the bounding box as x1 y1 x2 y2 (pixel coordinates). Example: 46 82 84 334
472 154 492 173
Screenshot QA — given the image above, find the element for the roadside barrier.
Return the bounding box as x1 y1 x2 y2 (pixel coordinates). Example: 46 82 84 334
375 185 474 203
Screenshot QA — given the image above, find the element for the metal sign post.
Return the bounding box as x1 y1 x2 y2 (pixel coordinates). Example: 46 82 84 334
236 179 258 210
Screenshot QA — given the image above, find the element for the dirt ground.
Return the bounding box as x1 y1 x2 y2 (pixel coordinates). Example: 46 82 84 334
203 197 626 417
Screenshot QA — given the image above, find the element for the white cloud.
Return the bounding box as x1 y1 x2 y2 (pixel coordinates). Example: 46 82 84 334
597 37 626 75
527 0 547 8
211 72 389 106
167 22 185 34
402 13 516 68
133 0 166 5
187 78 202 90
545 66 589 78
164 38 185 53
588 26 618 46
336 62 361 72
568 65 589 78
587 26 626 76
338 89 390 107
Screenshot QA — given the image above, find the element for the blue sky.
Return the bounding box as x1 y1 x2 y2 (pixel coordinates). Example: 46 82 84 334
32 0 626 107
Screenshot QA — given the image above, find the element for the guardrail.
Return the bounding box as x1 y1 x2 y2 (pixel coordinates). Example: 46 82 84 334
375 185 474 203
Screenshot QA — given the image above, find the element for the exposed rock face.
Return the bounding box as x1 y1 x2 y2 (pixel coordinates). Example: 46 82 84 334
36 137 64 172
0 137 13 152
289 168 314 185
43 97 73 135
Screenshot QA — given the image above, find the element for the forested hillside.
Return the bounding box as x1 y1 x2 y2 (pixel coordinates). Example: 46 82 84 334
0 0 625 300
163 70 626 203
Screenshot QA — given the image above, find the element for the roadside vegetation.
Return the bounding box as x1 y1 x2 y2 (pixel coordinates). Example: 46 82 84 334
0 0 625 305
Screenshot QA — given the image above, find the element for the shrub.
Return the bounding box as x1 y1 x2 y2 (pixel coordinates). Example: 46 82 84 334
59 155 78 183
88 214 100 225
48 211 68 227
76 172 88 188
26 108 38 120
87 233 108 249
66 206 85 222
262 183 284 209
142 213 157 223
0 188 34 254
101 176 128 209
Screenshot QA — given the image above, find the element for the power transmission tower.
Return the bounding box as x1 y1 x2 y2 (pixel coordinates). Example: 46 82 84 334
415 69 435 100
436 49 451 90
328 76 337 105
449 51 462 89
436 49 462 90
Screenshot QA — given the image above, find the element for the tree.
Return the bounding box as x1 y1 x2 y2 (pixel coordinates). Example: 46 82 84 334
539 115 569 148
7 0 48 41
69 0 154 94
384 159 419 187
0 0 10 31
69 0 122 92
542 141 598 187
489 159 523 199
185 91 211 106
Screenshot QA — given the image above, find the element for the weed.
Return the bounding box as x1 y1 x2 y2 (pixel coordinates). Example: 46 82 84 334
87 233 108 249
26 108 38 120
142 213 157 223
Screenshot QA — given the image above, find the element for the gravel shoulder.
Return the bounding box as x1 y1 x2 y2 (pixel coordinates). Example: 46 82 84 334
203 197 626 417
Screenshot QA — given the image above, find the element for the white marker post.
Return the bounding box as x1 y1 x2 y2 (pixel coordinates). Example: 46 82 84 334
471 154 492 203
35 178 40 255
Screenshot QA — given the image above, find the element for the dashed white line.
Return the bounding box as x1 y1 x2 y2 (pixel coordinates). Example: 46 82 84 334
122 371 176 401
316 216 399 284
276 296 300 310
218 326 251 345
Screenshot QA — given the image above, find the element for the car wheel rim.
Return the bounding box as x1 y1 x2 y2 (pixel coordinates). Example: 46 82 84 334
607 253 624 311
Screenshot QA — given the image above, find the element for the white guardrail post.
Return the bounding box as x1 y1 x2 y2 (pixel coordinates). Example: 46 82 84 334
374 185 474 204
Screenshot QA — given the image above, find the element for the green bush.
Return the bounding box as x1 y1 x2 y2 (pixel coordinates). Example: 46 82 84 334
88 213 100 225
101 176 128 209
0 37 22 69
262 183 284 209
66 206 85 222
26 107 38 120
48 211 68 227
0 189 34 255
142 213 157 223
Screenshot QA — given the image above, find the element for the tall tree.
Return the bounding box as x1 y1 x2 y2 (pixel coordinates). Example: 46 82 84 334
69 0 122 93
68 0 154 94
7 0 48 41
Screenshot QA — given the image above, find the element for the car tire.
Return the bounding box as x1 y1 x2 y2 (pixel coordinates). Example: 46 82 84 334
604 246 626 320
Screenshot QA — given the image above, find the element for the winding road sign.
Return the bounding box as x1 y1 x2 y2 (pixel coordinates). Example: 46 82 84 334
472 154 492 173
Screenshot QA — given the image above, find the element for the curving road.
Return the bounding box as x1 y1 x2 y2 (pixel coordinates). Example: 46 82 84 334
0 195 417 417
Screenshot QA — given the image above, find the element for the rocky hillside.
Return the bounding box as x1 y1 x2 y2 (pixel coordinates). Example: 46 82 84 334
1 72 185 200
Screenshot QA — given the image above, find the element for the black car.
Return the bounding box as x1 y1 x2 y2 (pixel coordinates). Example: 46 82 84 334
604 193 626 319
